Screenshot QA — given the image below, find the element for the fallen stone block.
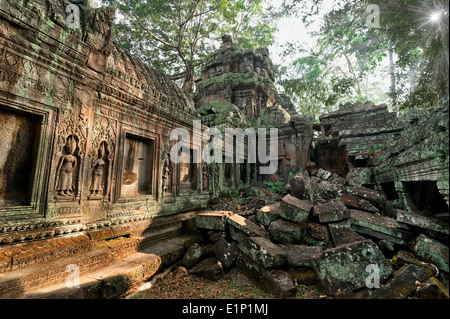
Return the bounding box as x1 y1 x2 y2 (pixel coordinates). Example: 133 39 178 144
349 210 413 245
415 277 450 299
313 168 333 181
189 257 223 281
268 219 305 244
227 214 269 239
328 220 365 246
339 193 379 213
195 211 232 231
237 253 297 299
208 231 227 242
238 237 287 268
369 264 434 299
213 238 238 270
392 250 438 275
256 202 281 226
396 210 449 241
307 222 330 242
311 239 392 296
289 171 312 201
412 234 449 273
279 194 312 223
280 244 321 267
313 201 350 223
349 187 382 208
181 243 204 269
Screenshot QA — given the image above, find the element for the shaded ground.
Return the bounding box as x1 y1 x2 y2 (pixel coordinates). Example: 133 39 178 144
127 267 325 300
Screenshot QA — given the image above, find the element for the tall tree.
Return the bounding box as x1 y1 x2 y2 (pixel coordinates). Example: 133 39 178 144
102 0 276 93
277 0 449 110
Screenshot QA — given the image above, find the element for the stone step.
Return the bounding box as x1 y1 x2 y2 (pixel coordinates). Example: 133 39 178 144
0 235 195 299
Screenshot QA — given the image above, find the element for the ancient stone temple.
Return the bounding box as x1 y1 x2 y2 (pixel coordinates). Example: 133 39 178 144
0 0 448 300
194 35 314 184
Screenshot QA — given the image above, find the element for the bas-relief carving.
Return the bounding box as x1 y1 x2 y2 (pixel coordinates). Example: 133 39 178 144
162 153 174 195
55 135 78 198
89 116 116 200
54 114 89 201
84 6 115 54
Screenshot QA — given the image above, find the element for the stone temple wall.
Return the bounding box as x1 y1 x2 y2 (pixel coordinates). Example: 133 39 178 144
0 0 213 248
194 35 314 184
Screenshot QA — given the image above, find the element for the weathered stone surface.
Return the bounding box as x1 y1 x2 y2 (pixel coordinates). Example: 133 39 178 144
396 210 449 240
237 253 297 298
349 187 382 207
256 202 281 226
181 243 204 269
213 238 238 270
189 257 223 281
369 264 434 299
279 194 312 223
238 237 286 268
349 210 413 245
280 244 321 267
311 240 392 296
412 234 449 272
307 222 330 242
392 250 439 275
289 171 312 201
195 211 233 231
208 231 227 242
313 201 349 223
268 219 305 244
339 193 379 213
415 277 450 299
328 220 365 246
227 214 269 239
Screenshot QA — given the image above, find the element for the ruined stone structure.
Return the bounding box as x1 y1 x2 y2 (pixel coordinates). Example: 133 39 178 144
0 0 448 300
194 35 314 185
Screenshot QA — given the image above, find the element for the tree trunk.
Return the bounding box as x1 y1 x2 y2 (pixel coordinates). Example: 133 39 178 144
388 44 396 105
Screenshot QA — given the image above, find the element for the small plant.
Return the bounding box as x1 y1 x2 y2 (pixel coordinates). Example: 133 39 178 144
264 181 285 194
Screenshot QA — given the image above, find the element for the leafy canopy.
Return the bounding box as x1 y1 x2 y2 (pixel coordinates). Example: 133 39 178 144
101 0 277 92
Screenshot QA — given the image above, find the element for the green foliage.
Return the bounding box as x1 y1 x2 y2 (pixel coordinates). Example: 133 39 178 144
264 181 285 194
276 0 449 110
102 0 277 92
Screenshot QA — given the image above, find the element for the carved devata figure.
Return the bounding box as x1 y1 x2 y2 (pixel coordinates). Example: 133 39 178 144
90 141 107 197
55 135 78 198
202 162 208 192
162 153 173 194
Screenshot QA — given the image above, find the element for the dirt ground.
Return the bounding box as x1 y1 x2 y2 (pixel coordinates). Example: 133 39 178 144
126 266 325 300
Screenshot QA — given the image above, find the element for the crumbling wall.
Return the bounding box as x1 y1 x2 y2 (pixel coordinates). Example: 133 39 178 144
0 0 210 248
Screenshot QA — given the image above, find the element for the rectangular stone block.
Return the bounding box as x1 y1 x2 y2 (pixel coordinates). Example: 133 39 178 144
237 253 297 299
268 219 305 244
238 237 286 268
313 201 349 223
279 194 312 223
311 239 392 296
369 264 434 299
257 202 280 226
349 210 413 245
280 244 321 267
328 220 365 246
195 211 233 231
396 210 449 240
413 234 449 273
227 213 269 238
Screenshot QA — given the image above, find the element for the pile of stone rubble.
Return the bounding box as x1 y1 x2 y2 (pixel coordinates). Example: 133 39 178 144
179 168 449 299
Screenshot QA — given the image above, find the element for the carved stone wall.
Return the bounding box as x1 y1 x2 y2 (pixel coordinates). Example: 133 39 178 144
0 0 209 246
